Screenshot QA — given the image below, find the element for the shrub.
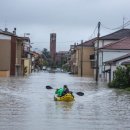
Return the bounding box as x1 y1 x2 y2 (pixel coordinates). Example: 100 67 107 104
108 66 130 88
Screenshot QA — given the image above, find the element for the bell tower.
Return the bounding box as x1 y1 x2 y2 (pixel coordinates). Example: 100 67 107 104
50 33 56 64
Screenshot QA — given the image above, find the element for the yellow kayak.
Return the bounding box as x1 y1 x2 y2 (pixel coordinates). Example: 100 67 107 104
54 93 74 102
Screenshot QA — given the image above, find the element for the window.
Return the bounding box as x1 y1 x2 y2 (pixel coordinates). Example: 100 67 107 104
91 60 96 69
90 54 95 60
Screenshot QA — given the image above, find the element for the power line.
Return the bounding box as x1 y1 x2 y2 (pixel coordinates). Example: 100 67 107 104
89 24 98 39
31 40 81 44
101 21 130 30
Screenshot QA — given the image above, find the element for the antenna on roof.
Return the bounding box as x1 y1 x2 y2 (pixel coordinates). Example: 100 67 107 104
123 16 125 29
4 20 7 29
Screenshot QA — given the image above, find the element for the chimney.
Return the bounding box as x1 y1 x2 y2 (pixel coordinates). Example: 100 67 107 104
13 28 16 35
5 28 8 32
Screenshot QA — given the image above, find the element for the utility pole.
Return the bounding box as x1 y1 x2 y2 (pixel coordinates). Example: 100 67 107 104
81 40 83 77
96 22 101 82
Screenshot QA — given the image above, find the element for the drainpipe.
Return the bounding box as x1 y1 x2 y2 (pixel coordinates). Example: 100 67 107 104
81 40 83 77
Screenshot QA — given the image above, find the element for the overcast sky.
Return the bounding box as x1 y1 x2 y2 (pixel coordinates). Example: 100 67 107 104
0 0 130 51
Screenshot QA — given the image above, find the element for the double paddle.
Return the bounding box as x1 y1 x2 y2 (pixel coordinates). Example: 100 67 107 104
46 85 84 96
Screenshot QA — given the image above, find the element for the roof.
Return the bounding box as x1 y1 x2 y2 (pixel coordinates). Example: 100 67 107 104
104 53 130 65
0 30 16 36
78 38 97 47
100 37 130 50
20 36 30 42
121 60 130 65
57 51 68 54
100 29 130 40
0 30 25 40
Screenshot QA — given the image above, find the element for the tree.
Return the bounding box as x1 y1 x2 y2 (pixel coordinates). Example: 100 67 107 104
42 48 51 59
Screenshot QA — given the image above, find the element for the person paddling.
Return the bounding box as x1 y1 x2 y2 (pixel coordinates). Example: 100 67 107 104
62 85 69 95
55 85 70 97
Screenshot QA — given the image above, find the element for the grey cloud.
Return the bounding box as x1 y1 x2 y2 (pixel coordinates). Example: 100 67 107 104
0 0 130 51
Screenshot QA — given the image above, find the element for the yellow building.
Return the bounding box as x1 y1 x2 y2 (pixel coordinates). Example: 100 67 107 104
22 37 32 76
70 38 96 77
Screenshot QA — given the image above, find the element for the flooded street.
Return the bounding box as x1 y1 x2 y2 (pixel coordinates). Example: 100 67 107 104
0 72 130 130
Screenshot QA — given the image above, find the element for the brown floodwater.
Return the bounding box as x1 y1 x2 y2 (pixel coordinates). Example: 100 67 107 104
0 71 130 130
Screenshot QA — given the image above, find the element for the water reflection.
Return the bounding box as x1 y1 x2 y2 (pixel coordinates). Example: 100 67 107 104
0 72 130 130
55 101 74 111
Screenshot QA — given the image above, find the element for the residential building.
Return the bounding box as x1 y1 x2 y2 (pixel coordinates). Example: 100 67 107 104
69 38 96 77
68 44 77 74
100 37 130 82
76 39 96 77
0 28 24 77
55 51 68 67
21 37 32 75
104 53 130 82
94 28 130 80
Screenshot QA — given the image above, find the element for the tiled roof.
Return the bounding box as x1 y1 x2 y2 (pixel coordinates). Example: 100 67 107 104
121 60 130 65
78 38 97 47
100 37 130 50
104 53 130 65
100 29 130 40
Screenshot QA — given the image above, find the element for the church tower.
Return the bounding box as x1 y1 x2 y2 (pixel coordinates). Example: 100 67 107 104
50 33 56 64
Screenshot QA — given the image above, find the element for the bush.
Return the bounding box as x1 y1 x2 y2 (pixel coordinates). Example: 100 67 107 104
108 66 130 89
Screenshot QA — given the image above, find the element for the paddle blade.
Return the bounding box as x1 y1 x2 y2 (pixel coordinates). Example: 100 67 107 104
76 92 84 96
46 86 53 89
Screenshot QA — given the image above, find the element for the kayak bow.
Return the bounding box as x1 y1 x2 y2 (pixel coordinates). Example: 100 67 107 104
54 93 74 102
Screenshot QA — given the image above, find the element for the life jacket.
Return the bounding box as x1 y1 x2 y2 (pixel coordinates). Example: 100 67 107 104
55 88 64 96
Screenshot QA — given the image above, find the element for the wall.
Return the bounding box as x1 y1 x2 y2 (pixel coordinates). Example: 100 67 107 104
10 36 16 75
0 39 11 71
24 59 30 75
0 71 10 77
95 40 117 48
77 47 94 77
99 50 128 76
104 57 130 82
15 41 22 76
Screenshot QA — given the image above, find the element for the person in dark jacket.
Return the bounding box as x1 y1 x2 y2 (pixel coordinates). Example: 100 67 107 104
62 85 70 95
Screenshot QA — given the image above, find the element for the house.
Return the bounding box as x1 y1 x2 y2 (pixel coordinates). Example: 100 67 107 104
55 51 68 67
68 44 78 74
31 51 46 71
104 53 130 82
0 28 23 77
99 37 130 82
69 38 96 77
21 36 32 75
94 28 130 80
0 28 31 77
